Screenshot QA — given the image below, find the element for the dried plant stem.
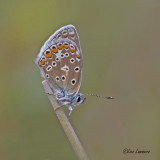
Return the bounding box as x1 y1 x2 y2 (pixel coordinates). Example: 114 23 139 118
42 80 89 160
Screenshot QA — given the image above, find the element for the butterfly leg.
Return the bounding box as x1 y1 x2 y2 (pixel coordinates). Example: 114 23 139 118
68 106 73 117
55 105 65 110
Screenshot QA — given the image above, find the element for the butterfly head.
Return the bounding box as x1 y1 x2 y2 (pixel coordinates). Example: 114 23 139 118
71 93 86 106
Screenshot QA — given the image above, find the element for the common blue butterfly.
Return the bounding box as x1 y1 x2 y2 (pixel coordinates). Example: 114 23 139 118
35 25 113 116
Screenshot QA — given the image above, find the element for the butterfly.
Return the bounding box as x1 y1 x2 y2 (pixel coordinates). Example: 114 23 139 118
35 25 113 116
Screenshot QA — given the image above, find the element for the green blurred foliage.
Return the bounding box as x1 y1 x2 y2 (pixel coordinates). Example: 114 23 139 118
0 0 159 159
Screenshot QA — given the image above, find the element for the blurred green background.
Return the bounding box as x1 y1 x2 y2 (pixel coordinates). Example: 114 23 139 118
0 0 159 159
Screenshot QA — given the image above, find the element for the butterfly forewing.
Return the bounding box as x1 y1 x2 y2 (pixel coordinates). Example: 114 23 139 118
36 25 83 95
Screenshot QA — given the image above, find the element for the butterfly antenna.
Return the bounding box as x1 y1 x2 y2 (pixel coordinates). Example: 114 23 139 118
83 93 114 99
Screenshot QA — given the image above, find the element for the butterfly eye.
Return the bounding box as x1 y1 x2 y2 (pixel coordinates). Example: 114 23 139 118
77 96 81 103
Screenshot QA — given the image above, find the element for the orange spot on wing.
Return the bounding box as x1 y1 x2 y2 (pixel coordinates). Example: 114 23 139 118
45 52 52 58
51 48 58 53
62 30 68 37
76 53 80 59
70 48 76 52
63 34 68 38
39 59 47 66
64 44 69 49
57 44 63 50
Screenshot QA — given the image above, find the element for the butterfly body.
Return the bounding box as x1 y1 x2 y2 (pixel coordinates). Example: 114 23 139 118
36 25 85 116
